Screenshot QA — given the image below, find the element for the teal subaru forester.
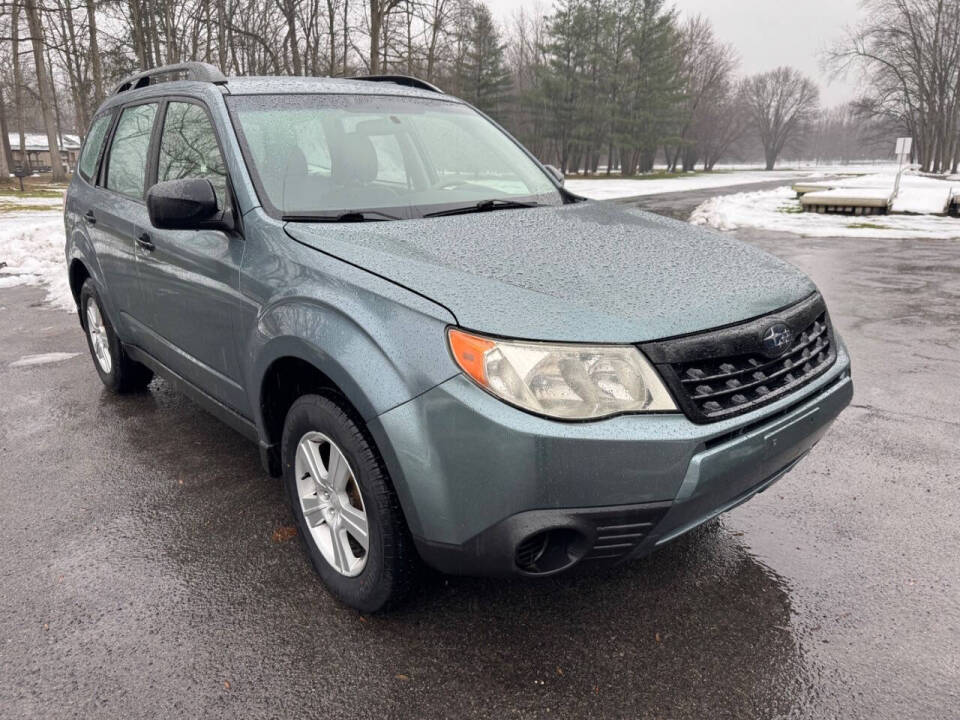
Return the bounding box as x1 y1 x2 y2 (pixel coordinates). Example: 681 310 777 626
64 62 852 611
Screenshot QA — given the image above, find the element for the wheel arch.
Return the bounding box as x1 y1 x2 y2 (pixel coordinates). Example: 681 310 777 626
69 258 91 310
253 333 391 477
66 227 109 325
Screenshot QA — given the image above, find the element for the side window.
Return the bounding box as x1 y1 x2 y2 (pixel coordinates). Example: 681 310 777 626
158 102 229 210
78 113 113 182
105 103 158 199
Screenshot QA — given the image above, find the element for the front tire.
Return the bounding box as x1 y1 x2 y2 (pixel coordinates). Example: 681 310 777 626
281 394 415 612
79 279 153 393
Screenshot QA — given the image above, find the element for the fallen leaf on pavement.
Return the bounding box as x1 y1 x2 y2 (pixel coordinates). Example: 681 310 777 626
272 525 298 542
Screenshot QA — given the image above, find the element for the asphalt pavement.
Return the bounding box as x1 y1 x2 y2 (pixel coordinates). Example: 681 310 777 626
1 187 957 719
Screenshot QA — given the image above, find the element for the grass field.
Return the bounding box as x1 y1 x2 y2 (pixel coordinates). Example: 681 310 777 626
1 174 68 213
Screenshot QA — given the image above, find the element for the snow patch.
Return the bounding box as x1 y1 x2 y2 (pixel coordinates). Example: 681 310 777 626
0 211 75 310
691 185 960 240
565 164 902 201
9 352 80 368
567 170 813 200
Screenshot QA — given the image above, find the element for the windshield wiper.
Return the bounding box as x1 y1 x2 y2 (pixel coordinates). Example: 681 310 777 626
423 198 540 218
282 210 401 223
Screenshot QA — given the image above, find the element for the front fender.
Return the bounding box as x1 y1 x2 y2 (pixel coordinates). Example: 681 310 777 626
248 294 458 429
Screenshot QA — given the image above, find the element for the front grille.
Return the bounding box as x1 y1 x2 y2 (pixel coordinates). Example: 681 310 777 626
641 294 837 423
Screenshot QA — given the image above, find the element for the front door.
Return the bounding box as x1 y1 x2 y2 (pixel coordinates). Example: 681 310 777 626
136 99 247 414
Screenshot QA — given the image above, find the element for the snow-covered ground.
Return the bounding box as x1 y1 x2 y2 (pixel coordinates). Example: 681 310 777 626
692 180 960 240
567 164 900 201
0 210 74 310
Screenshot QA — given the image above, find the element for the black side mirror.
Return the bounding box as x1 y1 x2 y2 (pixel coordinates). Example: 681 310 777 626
544 164 565 186
146 178 232 231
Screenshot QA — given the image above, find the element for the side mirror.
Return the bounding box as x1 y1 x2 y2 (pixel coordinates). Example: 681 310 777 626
545 164 564 186
146 178 232 231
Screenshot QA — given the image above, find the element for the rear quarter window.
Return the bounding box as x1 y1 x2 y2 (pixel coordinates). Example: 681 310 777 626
77 113 113 183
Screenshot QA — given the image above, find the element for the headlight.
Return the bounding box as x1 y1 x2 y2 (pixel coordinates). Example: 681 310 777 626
447 328 677 420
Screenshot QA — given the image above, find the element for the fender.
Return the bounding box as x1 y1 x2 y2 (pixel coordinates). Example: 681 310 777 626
247 295 458 429
65 223 116 323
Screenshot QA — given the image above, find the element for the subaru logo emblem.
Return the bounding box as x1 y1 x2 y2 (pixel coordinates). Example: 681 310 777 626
760 322 793 356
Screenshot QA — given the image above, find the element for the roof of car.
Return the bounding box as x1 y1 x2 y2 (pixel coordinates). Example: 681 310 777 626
95 66 460 116
224 76 450 100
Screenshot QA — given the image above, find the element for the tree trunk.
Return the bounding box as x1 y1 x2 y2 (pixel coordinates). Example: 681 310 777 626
326 0 338 75
60 1 90 133
764 146 777 171
0 87 12 177
342 0 350 75
86 0 104 100
128 0 148 68
12 1 27 170
369 1 382 73
24 0 66 180
217 0 228 72
46 46 66 153
281 0 303 75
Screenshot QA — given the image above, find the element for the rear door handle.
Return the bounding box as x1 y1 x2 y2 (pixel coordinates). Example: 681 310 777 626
84 210 96 225
136 232 155 251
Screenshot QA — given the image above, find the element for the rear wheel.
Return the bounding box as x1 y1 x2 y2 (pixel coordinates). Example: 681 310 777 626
281 394 415 612
79 279 153 393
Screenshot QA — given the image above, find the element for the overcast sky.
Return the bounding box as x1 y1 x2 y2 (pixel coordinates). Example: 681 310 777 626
484 0 865 107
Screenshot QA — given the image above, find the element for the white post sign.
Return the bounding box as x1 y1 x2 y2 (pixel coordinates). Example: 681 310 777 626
895 137 913 159
894 137 913 197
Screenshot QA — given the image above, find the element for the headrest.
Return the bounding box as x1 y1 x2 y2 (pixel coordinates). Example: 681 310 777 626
332 134 378 185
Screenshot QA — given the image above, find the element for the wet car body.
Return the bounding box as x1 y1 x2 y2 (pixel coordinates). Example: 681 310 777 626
64 66 851 592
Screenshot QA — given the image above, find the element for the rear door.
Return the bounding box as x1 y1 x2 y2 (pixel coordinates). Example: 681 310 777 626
66 109 114 292
136 98 246 412
93 101 160 339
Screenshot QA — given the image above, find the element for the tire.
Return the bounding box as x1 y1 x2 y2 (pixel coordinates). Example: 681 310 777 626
281 394 415 612
79 278 153 393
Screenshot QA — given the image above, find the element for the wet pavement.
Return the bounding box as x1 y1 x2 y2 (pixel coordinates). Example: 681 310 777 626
2 186 959 718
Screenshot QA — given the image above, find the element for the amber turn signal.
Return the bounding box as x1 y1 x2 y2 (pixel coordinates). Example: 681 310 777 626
447 328 495 387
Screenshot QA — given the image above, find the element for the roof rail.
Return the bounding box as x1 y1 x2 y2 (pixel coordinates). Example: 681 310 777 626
351 75 443 94
113 62 228 95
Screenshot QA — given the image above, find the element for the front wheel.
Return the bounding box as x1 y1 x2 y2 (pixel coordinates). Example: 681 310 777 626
281 394 415 612
79 279 153 393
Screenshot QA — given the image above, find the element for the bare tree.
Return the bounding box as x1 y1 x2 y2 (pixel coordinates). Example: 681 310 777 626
700 83 749 170
10 0 27 168
742 66 819 170
24 0 67 179
667 15 738 172
0 86 11 176
368 0 406 73
831 0 960 173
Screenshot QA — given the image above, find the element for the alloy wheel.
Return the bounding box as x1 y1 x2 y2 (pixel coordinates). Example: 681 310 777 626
85 297 113 374
294 432 369 577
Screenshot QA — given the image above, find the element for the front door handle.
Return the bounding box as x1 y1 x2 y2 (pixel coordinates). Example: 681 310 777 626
84 209 96 225
136 232 155 251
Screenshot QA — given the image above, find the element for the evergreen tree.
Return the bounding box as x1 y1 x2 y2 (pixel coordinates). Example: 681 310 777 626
460 2 513 120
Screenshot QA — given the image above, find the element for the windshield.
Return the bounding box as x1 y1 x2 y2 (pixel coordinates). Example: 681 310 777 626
225 94 563 219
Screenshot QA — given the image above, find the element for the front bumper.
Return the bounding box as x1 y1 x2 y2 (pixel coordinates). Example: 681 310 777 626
369 343 852 577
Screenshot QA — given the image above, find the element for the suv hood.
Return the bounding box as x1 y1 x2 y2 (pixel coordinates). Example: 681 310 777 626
284 201 816 343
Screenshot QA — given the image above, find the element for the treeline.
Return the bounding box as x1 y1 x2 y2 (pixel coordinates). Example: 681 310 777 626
0 0 894 182
833 0 960 173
